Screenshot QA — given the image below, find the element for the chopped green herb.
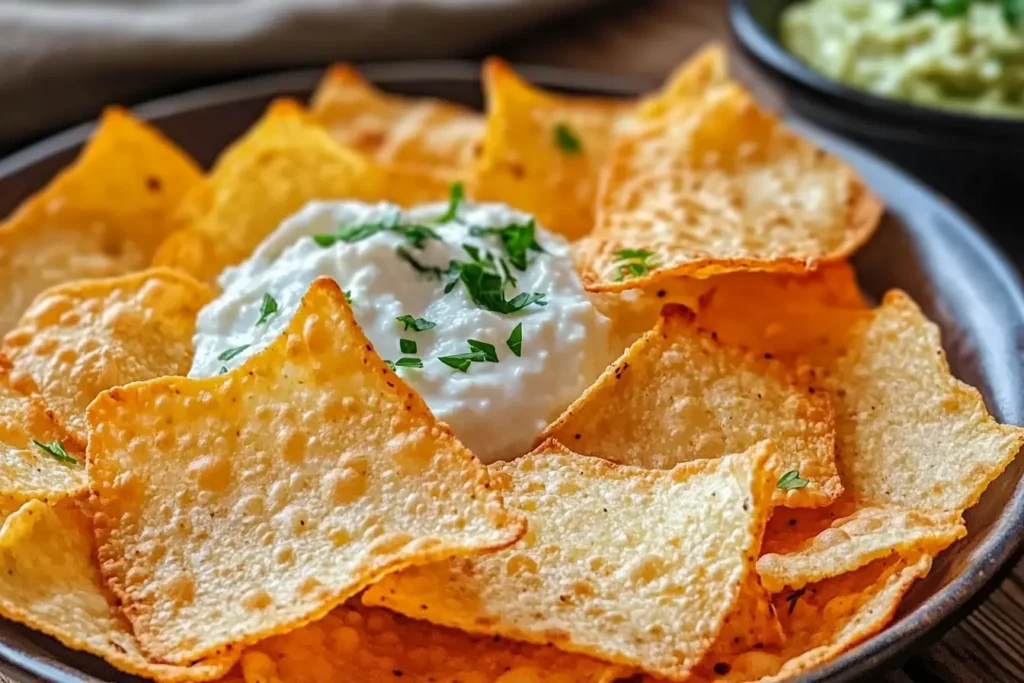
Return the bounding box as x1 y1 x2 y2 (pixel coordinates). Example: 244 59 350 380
507 323 523 357
901 0 931 17
452 260 547 314
467 339 498 363
400 338 417 354
394 357 424 369
934 0 968 17
384 360 395 370
1003 0 1024 24
345 290 353 304
776 470 810 491
554 123 583 154
255 293 278 326
396 315 436 332
217 344 250 362
471 219 545 271
439 181 465 222
313 209 438 249
612 248 658 281
438 351 487 373
397 246 444 280
33 440 77 465
218 366 229 375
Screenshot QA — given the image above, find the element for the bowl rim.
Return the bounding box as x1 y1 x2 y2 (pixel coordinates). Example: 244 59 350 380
727 0 1024 138
0 60 1022 683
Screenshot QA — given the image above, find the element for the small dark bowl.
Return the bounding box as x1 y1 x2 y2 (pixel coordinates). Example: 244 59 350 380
729 0 1024 236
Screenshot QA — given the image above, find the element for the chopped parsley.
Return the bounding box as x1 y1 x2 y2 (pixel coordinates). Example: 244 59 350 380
448 256 547 314
776 470 810 491
507 323 523 357
1003 0 1024 24
218 366 229 375
217 344 250 362
397 246 445 280
386 358 424 370
345 291 353 305
314 209 439 249
439 181 465 222
396 315 436 332
33 440 77 465
400 339 417 354
554 123 583 154
438 351 487 373
255 293 278 326
467 339 498 362
470 219 545 271
612 248 658 281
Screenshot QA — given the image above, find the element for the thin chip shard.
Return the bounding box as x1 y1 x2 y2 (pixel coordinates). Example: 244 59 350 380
542 304 840 508
0 364 85 502
0 108 201 334
473 58 628 240
635 43 731 122
364 440 775 681
582 83 882 290
228 600 626 683
87 277 524 665
0 499 237 682
3 268 213 445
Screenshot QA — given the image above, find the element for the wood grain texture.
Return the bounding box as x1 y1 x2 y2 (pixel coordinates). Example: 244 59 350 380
500 1 1024 682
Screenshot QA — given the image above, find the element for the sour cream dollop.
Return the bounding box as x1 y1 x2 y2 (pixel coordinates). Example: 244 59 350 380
189 201 614 463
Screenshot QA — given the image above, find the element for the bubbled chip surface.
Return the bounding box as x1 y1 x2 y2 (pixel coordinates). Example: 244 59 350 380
542 304 840 508
3 268 213 445
364 440 775 681
86 277 524 665
0 365 85 501
0 499 237 682
0 107 201 335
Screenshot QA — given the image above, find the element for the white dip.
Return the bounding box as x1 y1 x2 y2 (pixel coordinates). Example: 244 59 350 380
189 200 614 463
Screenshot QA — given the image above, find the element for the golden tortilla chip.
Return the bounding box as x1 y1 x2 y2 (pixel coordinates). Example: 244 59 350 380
87 278 524 665
757 505 964 592
3 268 213 445
364 440 775 681
473 58 629 240
541 304 840 508
153 100 449 283
311 64 484 171
636 43 731 122
0 499 237 682
225 600 627 683
0 364 85 501
581 83 883 290
0 107 202 334
831 291 1024 515
688 554 931 682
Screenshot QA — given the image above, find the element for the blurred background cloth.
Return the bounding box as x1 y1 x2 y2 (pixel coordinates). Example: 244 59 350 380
0 0 595 147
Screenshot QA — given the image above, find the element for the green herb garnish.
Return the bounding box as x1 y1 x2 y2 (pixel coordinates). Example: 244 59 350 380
554 123 583 154
1003 0 1024 24
612 248 658 281
470 219 545 271
345 291 353 304
218 366 228 375
450 259 547 314
386 357 424 370
217 344 250 362
935 0 969 17
314 209 439 249
439 181 465 222
396 315 436 332
33 440 77 465
467 339 498 362
438 351 487 373
776 470 810 491
507 323 523 357
397 246 445 280
400 339 417 354
255 293 278 326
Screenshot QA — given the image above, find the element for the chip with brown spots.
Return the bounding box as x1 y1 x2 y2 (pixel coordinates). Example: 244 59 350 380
87 277 524 665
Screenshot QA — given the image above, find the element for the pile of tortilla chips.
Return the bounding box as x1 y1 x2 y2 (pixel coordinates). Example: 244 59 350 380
0 43 1018 683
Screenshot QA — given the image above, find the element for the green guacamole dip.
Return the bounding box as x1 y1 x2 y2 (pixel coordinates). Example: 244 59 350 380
781 0 1024 117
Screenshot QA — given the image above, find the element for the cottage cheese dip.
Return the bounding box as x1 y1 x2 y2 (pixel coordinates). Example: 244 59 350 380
189 199 614 463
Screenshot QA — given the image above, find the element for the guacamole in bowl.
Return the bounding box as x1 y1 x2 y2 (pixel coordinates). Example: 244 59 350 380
781 0 1024 117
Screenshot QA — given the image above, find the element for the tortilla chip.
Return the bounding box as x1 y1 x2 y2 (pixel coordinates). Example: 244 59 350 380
226 600 627 683
689 554 931 682
0 108 202 334
636 43 731 122
831 290 1024 515
0 364 86 501
473 58 628 240
581 83 883 290
310 64 484 171
87 277 524 664
0 499 237 682
364 440 774 681
152 99 449 283
757 505 964 592
3 268 213 445
541 304 840 508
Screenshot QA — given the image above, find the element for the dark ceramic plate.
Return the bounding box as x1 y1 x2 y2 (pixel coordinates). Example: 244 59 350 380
0 62 1022 683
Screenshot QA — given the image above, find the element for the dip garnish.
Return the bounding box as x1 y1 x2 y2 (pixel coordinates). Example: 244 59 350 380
386 358 424 370
507 323 523 357
400 339 417 354
777 470 810 490
396 315 436 332
467 339 499 363
33 439 77 465
470 218 546 271
439 351 487 373
217 344 250 362
554 123 583 154
255 293 278 326
612 248 658 281
439 181 465 222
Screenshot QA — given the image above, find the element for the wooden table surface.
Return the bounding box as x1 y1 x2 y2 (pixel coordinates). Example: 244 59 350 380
500 2 1024 682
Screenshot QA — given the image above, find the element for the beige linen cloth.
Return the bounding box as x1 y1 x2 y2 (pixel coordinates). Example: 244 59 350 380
0 0 594 146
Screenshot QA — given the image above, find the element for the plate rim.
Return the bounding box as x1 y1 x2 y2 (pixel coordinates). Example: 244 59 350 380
0 60 1022 683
